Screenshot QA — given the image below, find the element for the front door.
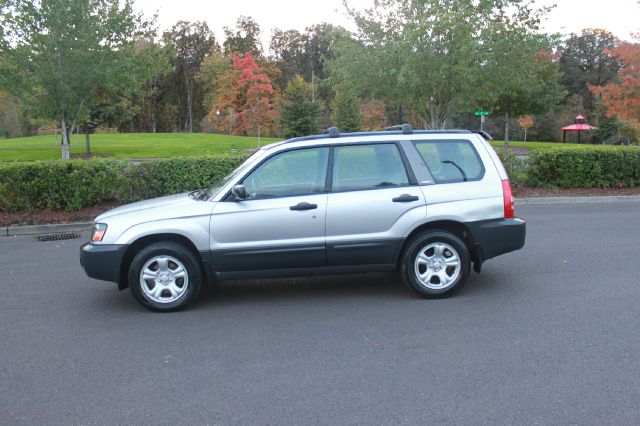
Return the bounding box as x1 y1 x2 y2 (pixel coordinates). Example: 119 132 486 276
210 147 330 272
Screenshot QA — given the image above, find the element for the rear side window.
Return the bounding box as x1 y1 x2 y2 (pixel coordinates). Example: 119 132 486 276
332 144 409 191
413 140 484 184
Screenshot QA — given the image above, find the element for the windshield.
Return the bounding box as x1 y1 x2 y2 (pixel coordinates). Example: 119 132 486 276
207 151 263 198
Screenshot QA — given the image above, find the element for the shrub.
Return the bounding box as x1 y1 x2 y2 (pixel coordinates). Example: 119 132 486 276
496 149 528 186
526 148 640 188
0 155 248 212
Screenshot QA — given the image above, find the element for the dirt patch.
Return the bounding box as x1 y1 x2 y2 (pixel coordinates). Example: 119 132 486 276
494 146 530 155
1 201 124 227
70 153 111 159
2 186 640 227
513 186 640 198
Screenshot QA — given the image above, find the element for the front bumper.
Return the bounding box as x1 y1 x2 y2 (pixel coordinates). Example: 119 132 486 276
467 217 526 263
80 243 128 283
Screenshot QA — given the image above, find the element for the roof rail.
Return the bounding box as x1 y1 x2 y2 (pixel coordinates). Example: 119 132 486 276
384 123 413 134
473 131 493 141
323 127 340 138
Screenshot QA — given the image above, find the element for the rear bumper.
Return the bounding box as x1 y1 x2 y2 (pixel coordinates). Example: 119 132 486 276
80 243 128 283
467 218 526 263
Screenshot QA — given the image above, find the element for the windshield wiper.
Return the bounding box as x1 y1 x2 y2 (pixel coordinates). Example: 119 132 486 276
442 160 467 181
188 188 208 200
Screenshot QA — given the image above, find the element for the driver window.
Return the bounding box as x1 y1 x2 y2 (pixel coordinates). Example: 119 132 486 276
242 147 329 199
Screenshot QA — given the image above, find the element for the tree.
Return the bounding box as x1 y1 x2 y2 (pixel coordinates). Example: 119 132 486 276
590 41 640 125
332 0 551 129
332 91 361 132
0 0 157 159
279 75 323 138
163 21 217 132
361 99 388 131
234 54 278 140
0 91 28 137
82 38 169 152
270 28 307 90
212 53 278 138
559 29 620 110
480 31 565 145
223 16 262 57
517 115 535 142
197 50 232 132
270 24 347 94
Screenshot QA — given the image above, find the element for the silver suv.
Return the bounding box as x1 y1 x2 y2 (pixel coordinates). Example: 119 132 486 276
80 126 526 312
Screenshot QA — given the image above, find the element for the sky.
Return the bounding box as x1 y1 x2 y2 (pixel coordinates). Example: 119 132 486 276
135 0 640 49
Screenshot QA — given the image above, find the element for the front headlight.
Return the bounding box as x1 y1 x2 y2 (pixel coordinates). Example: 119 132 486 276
90 223 108 242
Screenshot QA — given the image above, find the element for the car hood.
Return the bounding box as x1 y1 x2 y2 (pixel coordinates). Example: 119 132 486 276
96 192 208 222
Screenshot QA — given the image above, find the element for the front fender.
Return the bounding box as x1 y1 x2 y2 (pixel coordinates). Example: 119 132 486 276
114 215 211 251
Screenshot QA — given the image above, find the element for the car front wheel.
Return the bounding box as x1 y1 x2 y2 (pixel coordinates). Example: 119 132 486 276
128 242 202 312
401 231 470 298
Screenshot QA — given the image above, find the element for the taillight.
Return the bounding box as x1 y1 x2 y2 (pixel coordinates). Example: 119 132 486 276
502 180 515 219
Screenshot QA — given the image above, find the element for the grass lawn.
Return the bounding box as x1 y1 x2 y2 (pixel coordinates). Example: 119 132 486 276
0 133 280 161
1 133 637 162
489 140 638 151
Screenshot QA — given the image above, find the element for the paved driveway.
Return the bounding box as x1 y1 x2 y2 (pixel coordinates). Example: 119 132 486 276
1 203 639 425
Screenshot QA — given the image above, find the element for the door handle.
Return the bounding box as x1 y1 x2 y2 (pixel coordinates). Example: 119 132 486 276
290 202 318 211
392 194 420 203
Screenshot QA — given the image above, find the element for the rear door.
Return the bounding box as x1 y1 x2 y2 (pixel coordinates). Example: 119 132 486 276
325 143 426 266
210 146 330 272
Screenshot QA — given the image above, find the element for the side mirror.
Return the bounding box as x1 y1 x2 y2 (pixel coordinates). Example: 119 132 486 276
231 184 248 200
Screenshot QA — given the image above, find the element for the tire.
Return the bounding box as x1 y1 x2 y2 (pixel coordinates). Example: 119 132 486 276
401 231 471 298
128 242 203 312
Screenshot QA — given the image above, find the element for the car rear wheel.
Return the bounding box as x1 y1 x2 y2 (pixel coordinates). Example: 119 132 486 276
129 242 202 312
401 231 470 298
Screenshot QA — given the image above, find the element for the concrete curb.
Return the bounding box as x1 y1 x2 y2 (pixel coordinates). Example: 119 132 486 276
516 195 640 205
2 222 92 237
2 195 640 237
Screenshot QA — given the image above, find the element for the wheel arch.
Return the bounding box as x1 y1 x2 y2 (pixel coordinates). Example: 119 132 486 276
118 233 206 290
399 220 480 270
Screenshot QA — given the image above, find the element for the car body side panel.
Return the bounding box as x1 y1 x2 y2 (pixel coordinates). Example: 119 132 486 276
326 187 426 265
210 194 328 271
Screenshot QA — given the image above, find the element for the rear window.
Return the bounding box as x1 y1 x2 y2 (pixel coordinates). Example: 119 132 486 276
413 140 484 184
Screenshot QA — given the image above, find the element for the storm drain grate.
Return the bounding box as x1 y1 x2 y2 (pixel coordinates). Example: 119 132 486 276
36 232 82 242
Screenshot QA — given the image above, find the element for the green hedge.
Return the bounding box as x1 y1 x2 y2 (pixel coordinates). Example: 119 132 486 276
495 149 528 185
2 148 640 212
526 148 640 188
0 155 247 212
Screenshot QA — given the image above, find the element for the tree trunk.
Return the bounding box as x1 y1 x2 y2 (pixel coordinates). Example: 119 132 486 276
61 117 70 160
504 112 510 147
85 133 91 154
152 112 157 133
11 99 22 137
428 101 447 129
257 123 261 148
185 77 193 133
524 128 528 142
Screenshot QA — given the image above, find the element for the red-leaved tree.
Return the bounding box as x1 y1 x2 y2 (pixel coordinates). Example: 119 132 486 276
590 42 640 124
361 99 388 131
213 53 278 137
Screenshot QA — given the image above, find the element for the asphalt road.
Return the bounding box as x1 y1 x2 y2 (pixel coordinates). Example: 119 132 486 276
1 203 640 425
